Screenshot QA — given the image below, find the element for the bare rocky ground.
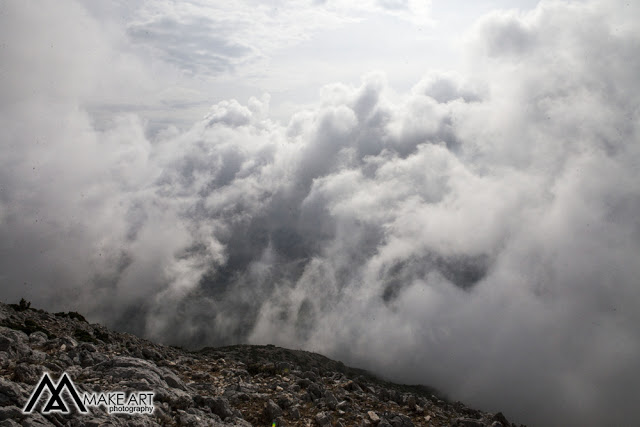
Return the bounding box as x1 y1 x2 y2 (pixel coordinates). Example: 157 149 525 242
0 300 524 427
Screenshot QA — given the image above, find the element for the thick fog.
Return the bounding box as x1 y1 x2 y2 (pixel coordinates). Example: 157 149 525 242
1 1 639 425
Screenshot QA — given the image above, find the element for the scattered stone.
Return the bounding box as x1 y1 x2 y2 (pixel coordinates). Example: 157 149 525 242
324 391 338 410
452 418 488 427
388 414 414 427
28 332 48 347
308 382 323 399
342 380 363 393
0 301 524 427
314 411 331 427
0 377 25 406
163 371 187 390
11 363 42 385
492 412 510 426
199 396 233 420
265 399 283 421
290 406 301 420
0 405 23 421
368 410 380 423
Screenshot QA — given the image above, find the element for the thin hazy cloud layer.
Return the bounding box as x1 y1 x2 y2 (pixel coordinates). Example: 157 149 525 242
124 0 431 76
1 1 639 426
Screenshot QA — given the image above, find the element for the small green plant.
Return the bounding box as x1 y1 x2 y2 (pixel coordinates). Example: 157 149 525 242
9 298 31 312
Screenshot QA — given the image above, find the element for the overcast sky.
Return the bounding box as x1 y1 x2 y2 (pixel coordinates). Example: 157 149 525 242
1 1 639 426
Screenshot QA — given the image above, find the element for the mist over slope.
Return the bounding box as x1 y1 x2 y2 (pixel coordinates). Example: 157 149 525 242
1 1 640 426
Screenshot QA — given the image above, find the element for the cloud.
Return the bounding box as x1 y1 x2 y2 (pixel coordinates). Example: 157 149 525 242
2 1 640 426
477 10 536 57
126 8 255 75
123 0 433 77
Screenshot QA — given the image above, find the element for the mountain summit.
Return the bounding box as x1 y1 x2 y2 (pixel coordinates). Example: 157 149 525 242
0 300 522 426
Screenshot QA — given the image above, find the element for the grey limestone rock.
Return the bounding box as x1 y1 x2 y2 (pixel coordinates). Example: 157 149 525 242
11 363 42 385
28 332 48 347
0 301 525 427
315 411 332 427
0 376 26 406
264 399 282 420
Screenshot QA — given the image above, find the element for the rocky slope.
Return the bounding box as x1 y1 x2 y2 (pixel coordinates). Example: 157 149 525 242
0 300 523 426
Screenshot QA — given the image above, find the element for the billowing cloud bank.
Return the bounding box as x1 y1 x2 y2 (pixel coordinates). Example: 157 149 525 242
1 1 640 425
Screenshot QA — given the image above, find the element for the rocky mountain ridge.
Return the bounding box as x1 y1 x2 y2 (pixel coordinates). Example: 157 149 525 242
0 300 523 426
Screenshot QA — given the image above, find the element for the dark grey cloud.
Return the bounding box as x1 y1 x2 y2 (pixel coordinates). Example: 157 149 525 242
2 1 640 427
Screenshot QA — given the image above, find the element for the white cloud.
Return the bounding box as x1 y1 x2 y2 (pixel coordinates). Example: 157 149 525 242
2 1 640 426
